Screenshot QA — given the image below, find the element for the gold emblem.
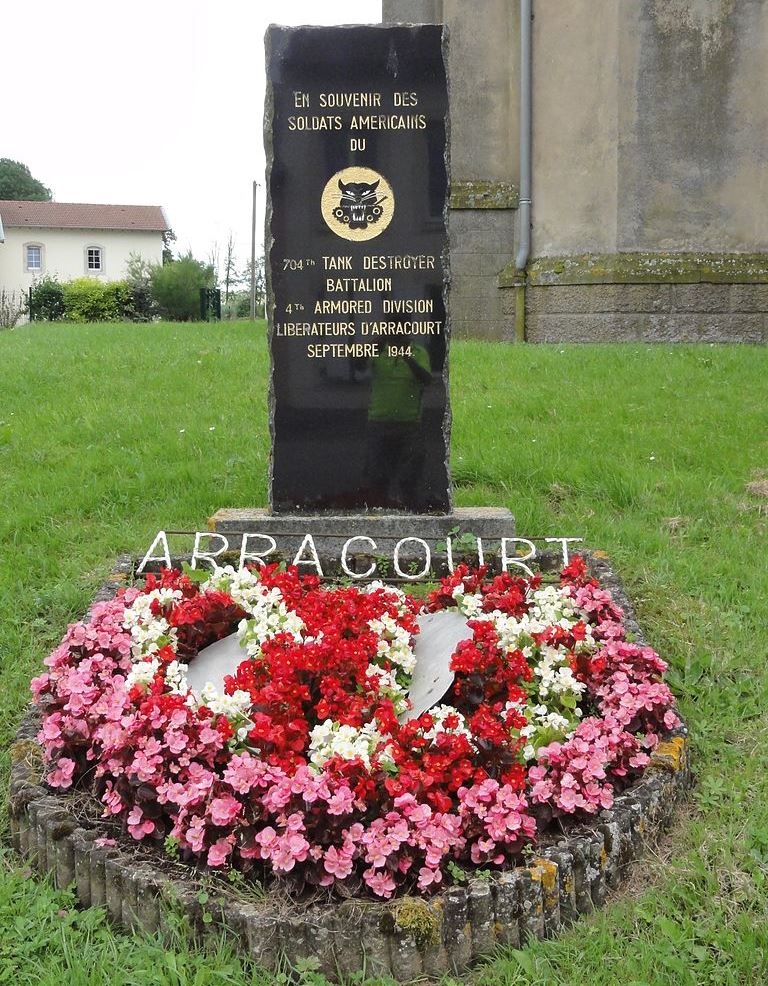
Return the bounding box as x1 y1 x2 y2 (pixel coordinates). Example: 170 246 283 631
321 167 394 241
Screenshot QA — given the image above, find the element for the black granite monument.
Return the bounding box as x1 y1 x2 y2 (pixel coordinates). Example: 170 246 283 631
266 24 450 513
210 22 514 572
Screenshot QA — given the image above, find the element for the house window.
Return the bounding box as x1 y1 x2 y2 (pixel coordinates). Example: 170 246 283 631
86 247 103 272
26 244 42 272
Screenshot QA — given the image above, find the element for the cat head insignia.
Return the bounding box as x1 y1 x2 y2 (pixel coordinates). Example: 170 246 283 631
321 168 394 241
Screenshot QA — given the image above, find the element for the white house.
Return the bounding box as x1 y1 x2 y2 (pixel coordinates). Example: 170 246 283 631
0 200 169 303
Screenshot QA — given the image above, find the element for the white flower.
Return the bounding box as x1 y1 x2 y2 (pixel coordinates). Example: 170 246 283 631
205 688 252 720
460 593 483 617
527 584 577 628
532 646 586 701
164 660 189 694
452 585 484 619
191 681 252 730
239 602 305 659
206 568 305 660
125 658 159 689
122 587 181 660
368 615 416 674
308 719 384 770
542 711 570 732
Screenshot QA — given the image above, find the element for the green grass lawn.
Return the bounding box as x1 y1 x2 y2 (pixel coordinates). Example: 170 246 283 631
1 321 767 984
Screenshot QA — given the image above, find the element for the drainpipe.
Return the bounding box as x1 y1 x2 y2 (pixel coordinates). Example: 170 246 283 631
514 0 532 341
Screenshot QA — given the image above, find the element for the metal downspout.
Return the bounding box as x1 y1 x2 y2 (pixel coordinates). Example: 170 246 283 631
515 0 532 341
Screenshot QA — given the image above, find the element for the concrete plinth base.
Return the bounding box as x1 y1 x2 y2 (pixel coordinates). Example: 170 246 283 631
208 506 515 580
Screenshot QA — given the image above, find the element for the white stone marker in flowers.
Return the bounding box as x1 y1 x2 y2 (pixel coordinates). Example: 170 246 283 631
185 633 249 697
400 610 474 722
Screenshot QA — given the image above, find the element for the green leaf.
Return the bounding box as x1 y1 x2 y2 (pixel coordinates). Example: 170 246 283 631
181 562 211 584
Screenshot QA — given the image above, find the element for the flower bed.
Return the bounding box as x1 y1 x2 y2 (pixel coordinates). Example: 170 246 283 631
28 555 681 903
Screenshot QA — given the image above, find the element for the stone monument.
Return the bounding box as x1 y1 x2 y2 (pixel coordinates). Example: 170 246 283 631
10 26 690 981
210 22 514 575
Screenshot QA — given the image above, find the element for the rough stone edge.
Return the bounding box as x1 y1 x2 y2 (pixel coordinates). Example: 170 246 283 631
8 551 691 981
263 24 277 512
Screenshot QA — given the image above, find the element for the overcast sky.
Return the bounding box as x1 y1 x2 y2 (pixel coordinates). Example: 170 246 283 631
4 0 381 275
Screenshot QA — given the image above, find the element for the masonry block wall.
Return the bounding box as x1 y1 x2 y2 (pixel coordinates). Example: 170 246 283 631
451 200 517 341
522 283 768 344
520 284 768 343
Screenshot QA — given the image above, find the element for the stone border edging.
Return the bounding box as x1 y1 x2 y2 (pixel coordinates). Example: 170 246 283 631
8 553 692 981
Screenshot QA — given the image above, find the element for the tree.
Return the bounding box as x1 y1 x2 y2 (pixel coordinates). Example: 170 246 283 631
242 256 267 317
207 242 221 287
150 252 215 321
0 159 51 200
223 232 241 302
162 229 177 265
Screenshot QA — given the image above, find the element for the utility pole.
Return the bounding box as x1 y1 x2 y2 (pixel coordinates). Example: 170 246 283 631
250 180 259 319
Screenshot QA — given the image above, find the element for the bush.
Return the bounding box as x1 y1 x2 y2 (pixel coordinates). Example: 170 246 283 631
29 275 65 322
150 253 214 321
62 278 131 322
222 290 254 320
221 291 265 320
124 254 157 322
0 289 26 329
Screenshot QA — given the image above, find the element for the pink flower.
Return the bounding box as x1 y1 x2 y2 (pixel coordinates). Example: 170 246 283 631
271 832 310 873
327 785 355 816
126 806 155 839
254 826 278 857
417 865 442 889
198 725 222 747
324 845 354 879
47 757 75 790
209 795 241 827
223 752 264 794
363 868 396 898
41 716 62 742
185 815 207 852
664 709 681 729
557 788 578 812
30 673 50 698
261 777 293 812
207 836 234 867
102 782 124 815
531 717 649 816
165 730 188 754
